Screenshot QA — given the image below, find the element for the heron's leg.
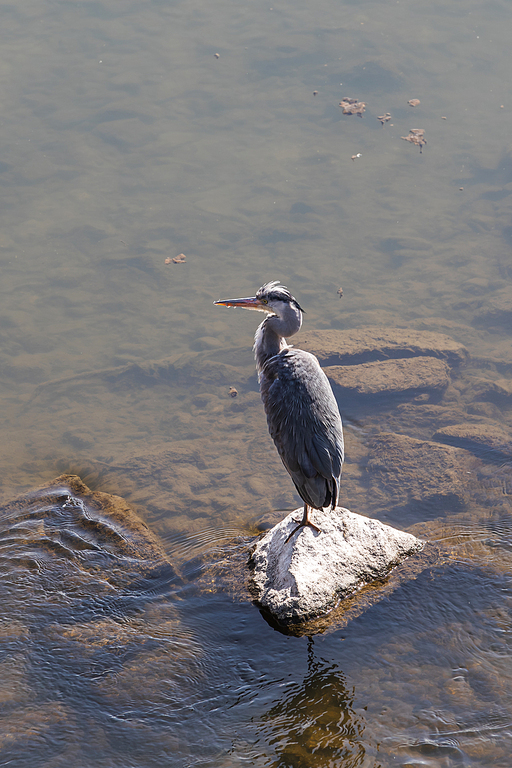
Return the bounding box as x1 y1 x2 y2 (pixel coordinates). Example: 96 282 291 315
285 504 321 543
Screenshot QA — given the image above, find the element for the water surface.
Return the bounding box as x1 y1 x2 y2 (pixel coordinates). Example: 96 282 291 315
1 0 512 765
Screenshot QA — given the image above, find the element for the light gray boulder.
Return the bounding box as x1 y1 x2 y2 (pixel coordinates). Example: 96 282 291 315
250 507 423 625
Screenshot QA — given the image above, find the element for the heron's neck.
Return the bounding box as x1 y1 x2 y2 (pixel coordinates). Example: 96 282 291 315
253 305 302 373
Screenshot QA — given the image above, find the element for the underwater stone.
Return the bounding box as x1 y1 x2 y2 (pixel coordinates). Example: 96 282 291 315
366 432 477 521
297 327 468 367
434 422 512 459
249 507 423 625
325 356 450 398
475 286 512 326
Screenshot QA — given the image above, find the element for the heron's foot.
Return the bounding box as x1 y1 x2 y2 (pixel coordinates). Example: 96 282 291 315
285 518 321 544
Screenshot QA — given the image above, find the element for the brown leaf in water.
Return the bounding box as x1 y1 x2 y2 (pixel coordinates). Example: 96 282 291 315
401 128 427 153
339 97 366 117
377 112 391 126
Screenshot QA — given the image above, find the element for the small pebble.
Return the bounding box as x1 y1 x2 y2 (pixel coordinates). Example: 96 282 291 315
214 53 220 58
229 387 238 398
313 90 318 96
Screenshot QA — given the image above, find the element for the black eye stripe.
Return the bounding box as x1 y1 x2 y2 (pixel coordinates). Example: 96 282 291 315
256 282 305 312
266 292 293 303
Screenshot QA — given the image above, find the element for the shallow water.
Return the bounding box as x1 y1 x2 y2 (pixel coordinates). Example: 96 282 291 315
1 0 512 764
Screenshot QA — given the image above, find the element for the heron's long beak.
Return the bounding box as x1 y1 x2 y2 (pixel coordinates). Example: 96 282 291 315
213 296 264 310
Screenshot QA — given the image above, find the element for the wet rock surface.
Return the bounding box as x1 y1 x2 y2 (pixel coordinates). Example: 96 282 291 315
250 507 423 626
325 356 450 398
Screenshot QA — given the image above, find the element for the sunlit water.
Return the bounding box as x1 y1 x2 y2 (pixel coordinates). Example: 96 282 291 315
1 0 512 764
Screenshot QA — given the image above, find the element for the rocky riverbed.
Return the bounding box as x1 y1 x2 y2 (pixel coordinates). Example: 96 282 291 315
3 324 512 633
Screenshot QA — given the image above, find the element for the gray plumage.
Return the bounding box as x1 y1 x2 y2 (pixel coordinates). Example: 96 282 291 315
214 281 344 536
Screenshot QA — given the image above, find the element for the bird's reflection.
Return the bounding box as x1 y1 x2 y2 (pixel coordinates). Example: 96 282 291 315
257 638 373 768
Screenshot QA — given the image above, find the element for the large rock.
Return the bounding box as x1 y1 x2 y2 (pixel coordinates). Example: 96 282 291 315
366 432 477 521
434 422 512 459
249 507 423 625
325 356 450 398
297 328 468 367
0 475 195 763
467 377 512 404
474 286 512 327
0 473 177 602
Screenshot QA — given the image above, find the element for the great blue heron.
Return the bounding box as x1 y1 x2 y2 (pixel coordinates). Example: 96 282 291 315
214 281 344 540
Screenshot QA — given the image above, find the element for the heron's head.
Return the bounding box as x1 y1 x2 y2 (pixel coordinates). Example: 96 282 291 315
214 281 305 317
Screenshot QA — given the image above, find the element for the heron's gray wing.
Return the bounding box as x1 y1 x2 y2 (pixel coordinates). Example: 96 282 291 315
260 349 344 509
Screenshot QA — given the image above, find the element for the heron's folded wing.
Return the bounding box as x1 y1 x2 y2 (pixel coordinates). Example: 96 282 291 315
262 350 343 484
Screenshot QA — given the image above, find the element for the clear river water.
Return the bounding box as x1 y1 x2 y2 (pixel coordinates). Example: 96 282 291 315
1 0 512 765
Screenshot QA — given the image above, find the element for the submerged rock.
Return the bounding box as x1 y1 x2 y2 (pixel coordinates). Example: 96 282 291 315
366 432 477 521
468 377 512 405
325 356 450 398
474 286 512 327
434 423 512 459
249 507 423 625
294 327 467 402
297 327 468 367
0 473 178 613
0 476 207 763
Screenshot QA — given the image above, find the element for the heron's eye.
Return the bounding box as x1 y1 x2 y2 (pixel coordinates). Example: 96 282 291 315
261 299 268 304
